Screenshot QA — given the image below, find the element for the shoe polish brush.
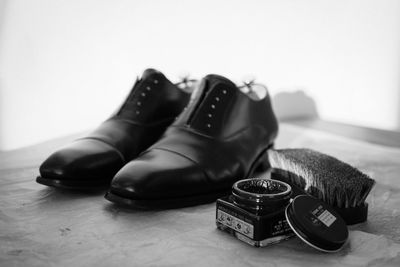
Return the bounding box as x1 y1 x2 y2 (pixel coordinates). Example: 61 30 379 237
267 148 375 225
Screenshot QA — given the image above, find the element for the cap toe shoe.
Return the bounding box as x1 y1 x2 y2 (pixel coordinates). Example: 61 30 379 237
106 74 278 208
38 139 124 188
110 149 209 199
37 69 192 189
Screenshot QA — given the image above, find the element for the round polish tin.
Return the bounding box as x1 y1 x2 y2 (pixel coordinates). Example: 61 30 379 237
285 195 349 252
232 178 292 215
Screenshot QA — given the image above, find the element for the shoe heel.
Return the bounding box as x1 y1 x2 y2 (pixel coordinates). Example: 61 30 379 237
253 143 274 173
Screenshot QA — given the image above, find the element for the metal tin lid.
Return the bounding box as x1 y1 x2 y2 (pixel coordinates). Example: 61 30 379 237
285 195 349 252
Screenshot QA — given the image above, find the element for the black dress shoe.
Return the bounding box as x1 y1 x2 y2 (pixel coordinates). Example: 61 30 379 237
105 74 278 208
37 69 192 189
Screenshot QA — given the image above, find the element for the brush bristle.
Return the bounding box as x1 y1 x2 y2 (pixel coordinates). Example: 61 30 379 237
268 148 375 208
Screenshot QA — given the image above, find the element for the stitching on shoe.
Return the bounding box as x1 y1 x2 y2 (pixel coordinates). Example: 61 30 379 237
77 137 126 164
110 117 176 127
140 147 212 184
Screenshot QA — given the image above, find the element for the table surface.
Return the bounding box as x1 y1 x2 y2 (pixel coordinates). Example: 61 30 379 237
1 123 400 267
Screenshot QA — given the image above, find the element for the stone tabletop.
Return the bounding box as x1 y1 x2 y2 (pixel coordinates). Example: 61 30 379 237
1 123 399 266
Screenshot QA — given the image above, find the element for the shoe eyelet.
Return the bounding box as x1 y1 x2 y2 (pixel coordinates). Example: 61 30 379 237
136 111 140 115
137 101 142 106
207 124 211 128
146 86 151 91
222 90 227 94
141 92 146 97
208 114 212 118
215 97 220 101
211 104 215 109
154 80 159 84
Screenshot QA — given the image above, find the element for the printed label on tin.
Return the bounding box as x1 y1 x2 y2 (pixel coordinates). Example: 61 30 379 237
217 209 254 239
271 219 291 236
311 205 337 227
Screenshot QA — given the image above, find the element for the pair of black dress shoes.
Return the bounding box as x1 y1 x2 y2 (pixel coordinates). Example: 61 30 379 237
37 68 278 209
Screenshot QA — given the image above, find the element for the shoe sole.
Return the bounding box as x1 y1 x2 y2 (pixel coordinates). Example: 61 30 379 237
36 176 110 190
104 189 231 209
104 144 273 209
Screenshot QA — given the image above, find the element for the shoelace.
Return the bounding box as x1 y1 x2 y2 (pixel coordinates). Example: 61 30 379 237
176 75 197 90
238 79 268 101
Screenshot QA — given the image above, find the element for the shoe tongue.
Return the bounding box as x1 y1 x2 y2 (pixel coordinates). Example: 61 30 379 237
140 68 162 80
193 74 237 99
181 74 237 125
119 68 167 115
203 74 237 90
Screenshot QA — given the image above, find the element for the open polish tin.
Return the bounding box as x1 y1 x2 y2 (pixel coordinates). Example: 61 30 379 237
216 177 348 252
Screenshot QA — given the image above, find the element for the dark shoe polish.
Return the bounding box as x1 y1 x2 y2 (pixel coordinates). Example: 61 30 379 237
216 178 294 247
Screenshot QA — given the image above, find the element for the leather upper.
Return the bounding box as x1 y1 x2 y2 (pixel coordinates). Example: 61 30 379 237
110 74 278 198
39 69 192 182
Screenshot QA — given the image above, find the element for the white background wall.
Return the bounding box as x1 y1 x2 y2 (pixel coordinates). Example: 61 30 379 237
1 0 400 150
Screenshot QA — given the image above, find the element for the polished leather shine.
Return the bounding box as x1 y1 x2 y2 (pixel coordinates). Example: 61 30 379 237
37 69 192 188
106 74 278 207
